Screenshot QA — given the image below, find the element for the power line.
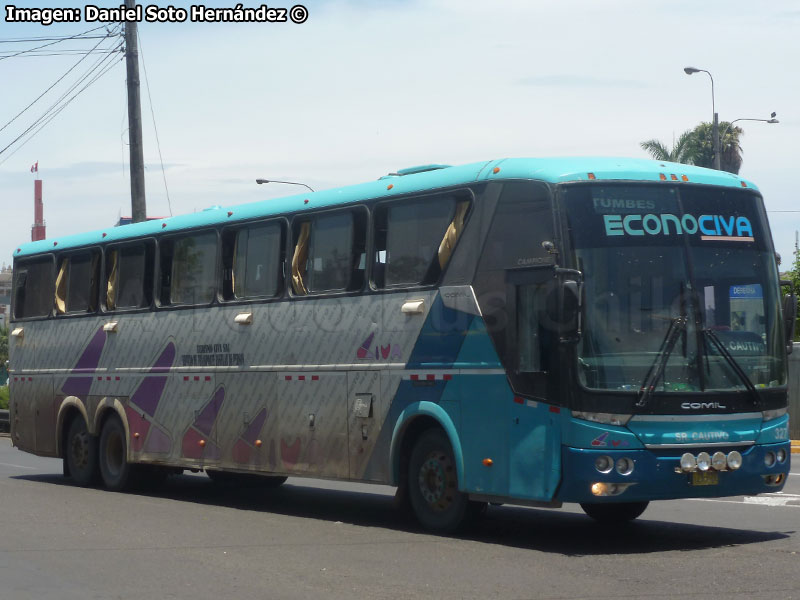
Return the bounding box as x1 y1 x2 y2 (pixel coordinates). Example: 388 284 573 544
0 49 122 57
0 54 122 167
0 28 120 135
0 24 111 61
0 47 122 158
0 34 113 44
138 28 172 216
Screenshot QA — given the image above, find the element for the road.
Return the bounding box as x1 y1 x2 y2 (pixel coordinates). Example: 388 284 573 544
0 436 798 600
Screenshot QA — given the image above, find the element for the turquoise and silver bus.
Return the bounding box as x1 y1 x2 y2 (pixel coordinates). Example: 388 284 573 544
8 157 796 532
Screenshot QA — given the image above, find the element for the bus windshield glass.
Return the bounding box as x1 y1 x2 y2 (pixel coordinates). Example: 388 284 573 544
562 183 786 393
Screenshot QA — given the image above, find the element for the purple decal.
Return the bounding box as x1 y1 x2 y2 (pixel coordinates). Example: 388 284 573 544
60 327 107 396
242 408 268 445
130 376 168 417
72 328 108 372
61 377 93 398
591 432 609 447
357 333 375 359
194 387 225 436
143 426 172 454
203 441 221 461
129 342 177 417
150 343 176 373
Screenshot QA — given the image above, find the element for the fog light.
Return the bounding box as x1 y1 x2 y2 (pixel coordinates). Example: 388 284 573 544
680 453 697 472
727 451 742 470
595 456 613 473
711 452 727 471
764 452 776 468
591 482 608 496
696 452 711 471
776 448 787 464
616 457 634 475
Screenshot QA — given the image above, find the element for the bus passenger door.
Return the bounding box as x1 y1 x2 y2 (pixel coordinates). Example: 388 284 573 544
347 371 382 480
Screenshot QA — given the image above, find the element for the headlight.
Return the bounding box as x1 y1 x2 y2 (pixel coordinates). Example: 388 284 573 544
696 452 711 471
727 451 742 470
761 407 787 421
616 457 634 476
680 453 697 472
595 456 613 473
764 452 776 468
572 411 632 426
776 448 787 464
711 452 727 471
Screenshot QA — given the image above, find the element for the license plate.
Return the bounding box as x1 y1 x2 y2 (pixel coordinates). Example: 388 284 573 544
691 471 719 486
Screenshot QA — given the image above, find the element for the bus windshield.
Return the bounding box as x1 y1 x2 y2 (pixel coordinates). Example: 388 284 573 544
562 183 786 394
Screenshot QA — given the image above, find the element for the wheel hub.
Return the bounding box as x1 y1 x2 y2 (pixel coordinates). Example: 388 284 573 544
418 452 452 510
70 432 89 469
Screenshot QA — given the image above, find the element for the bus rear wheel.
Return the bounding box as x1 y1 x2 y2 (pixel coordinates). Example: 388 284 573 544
99 414 134 492
65 417 99 486
580 501 649 523
408 429 468 533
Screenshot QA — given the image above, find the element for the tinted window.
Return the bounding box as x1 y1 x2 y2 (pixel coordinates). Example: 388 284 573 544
160 232 217 306
12 258 53 319
63 252 99 313
308 212 353 292
232 222 283 299
107 243 153 310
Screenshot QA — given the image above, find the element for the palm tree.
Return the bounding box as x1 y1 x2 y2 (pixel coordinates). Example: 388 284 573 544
684 122 744 174
640 130 696 164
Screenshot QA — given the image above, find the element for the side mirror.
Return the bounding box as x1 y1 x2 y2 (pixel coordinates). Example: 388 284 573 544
783 292 797 355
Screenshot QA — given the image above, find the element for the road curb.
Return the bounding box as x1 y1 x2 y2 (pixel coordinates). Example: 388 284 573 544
792 440 800 454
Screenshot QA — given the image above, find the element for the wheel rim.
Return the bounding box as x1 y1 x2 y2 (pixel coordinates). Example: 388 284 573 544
105 430 125 478
70 430 90 470
417 451 455 512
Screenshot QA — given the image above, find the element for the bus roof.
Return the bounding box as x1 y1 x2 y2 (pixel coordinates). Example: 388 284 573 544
13 156 758 259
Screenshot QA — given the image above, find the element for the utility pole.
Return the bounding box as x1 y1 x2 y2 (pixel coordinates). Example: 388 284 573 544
712 112 721 170
124 0 146 223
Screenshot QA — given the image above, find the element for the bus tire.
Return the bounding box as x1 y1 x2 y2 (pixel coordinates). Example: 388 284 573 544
206 470 288 488
65 417 99 487
98 414 134 492
408 429 468 533
580 501 649 523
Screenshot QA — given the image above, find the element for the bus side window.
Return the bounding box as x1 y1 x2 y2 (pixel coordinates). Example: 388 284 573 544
55 251 100 315
158 231 218 306
372 193 467 288
291 209 366 295
12 257 54 319
106 242 153 310
222 221 284 300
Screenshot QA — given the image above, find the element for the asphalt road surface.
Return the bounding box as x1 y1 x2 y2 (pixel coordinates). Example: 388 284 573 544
0 436 798 600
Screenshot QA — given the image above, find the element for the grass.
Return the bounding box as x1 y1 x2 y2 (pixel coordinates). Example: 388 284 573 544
0 386 8 410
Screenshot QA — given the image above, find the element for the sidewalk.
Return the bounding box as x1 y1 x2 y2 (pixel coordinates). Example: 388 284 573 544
793 440 800 454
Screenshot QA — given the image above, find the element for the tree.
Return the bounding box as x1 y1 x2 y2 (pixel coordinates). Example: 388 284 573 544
785 245 800 342
684 121 744 174
640 122 745 174
640 130 696 164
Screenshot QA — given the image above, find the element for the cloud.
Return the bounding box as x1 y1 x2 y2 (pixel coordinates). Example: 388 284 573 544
517 75 649 89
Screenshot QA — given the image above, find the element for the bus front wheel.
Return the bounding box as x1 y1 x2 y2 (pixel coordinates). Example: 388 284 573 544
408 429 468 533
580 501 649 523
65 417 99 486
99 414 134 492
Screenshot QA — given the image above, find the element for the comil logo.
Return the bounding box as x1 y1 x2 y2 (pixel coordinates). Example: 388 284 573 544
603 213 754 242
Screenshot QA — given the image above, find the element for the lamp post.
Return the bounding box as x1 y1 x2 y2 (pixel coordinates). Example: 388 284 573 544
684 67 720 170
719 113 779 142
255 179 315 193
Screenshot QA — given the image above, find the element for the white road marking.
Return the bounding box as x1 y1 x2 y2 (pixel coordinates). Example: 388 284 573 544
688 493 800 507
0 462 39 470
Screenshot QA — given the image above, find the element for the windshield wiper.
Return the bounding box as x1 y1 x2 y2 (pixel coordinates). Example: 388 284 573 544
636 316 687 408
702 328 762 409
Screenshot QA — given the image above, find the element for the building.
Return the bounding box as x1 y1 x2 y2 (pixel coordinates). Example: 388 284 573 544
0 266 11 329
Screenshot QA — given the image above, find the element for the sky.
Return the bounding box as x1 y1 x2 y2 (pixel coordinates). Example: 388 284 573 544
1 0 798 268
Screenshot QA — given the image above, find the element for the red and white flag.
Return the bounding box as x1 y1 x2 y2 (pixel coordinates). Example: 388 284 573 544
30 161 38 173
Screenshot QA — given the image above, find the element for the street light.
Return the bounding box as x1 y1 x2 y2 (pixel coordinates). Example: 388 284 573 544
719 113 779 141
255 179 315 193
683 66 720 169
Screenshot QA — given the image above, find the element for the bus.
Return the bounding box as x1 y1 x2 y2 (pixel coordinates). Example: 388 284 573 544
8 157 796 532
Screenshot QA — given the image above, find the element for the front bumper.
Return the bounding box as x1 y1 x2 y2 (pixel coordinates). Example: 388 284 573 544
556 441 791 504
